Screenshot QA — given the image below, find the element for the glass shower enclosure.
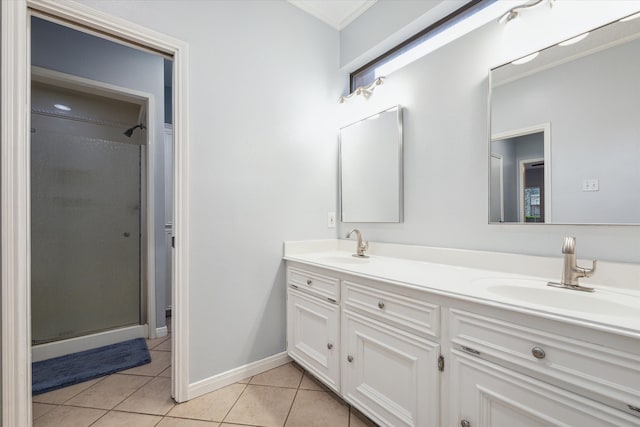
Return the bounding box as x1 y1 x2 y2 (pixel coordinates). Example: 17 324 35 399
31 80 144 345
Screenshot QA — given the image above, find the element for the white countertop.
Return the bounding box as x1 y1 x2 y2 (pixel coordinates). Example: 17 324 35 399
284 243 640 339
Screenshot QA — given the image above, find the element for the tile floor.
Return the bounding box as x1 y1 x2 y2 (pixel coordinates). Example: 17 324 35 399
32 322 377 427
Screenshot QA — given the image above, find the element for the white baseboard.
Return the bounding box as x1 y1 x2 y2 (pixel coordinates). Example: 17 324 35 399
32 325 146 362
155 326 168 339
187 351 292 400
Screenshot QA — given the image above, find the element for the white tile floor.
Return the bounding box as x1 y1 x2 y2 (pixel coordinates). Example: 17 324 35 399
32 322 377 427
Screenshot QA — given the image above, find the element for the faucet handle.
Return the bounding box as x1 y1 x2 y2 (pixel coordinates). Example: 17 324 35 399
579 259 597 277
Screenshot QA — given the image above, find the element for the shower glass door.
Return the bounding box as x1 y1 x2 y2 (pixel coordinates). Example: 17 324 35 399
31 81 143 344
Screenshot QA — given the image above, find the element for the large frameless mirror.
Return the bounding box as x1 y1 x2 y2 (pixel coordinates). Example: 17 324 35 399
340 105 403 223
489 13 640 224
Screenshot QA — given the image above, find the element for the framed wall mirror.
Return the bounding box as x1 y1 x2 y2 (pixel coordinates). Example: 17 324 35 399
489 13 640 225
340 105 403 223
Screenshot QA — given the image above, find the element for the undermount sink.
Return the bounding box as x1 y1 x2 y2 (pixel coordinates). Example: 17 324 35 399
317 255 370 265
475 278 640 317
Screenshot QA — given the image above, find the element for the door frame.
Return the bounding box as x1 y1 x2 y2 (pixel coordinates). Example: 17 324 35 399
1 1 191 424
31 66 157 354
491 122 552 223
489 153 504 223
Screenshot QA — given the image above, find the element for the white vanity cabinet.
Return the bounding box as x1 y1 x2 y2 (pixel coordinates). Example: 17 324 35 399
446 308 640 426
286 265 340 392
284 257 640 427
342 279 441 427
449 351 639 427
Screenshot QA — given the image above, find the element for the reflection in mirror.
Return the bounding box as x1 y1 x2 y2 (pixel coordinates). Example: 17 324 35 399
490 124 550 223
340 105 403 223
489 13 640 224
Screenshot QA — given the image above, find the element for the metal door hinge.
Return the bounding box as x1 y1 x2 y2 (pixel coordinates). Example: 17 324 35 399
438 355 445 372
172 236 175 248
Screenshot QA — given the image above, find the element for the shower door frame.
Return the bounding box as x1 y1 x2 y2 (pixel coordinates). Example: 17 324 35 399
1 0 192 424
30 66 155 358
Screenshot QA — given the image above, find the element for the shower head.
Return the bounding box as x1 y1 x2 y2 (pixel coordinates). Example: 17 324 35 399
124 123 147 137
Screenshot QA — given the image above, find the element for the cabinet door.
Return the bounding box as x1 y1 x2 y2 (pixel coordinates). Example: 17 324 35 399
287 287 340 392
449 350 640 427
342 310 440 427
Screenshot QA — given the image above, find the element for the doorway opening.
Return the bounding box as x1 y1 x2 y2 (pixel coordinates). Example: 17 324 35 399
490 123 551 223
2 2 190 422
520 158 545 223
30 68 154 362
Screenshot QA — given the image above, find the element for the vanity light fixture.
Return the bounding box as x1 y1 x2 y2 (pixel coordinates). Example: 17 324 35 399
511 51 539 65
558 32 589 46
620 11 640 22
498 0 554 24
338 76 385 104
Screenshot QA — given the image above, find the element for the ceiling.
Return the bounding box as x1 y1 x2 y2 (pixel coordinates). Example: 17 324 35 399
287 0 377 30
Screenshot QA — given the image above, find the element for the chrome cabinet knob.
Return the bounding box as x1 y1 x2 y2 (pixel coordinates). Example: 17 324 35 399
461 420 471 427
306 279 312 285
327 343 333 350
347 355 353 363
378 301 385 309
532 347 546 359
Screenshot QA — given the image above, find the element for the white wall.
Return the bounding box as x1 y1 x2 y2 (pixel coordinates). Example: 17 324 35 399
30 18 169 330
74 0 342 383
336 9 640 264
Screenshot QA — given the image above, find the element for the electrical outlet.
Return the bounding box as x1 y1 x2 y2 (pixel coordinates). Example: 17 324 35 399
328 212 336 228
582 178 599 192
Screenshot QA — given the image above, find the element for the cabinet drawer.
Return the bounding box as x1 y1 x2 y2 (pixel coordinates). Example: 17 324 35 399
287 266 339 302
344 280 439 338
449 309 640 415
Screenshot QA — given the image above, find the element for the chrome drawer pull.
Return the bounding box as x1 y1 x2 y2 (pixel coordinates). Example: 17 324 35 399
461 346 481 356
327 343 333 350
461 420 471 427
347 355 353 363
306 279 312 285
532 347 546 359
628 405 640 413
290 284 298 289
378 301 385 309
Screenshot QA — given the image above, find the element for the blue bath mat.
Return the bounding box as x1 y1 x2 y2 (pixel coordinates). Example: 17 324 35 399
32 337 151 395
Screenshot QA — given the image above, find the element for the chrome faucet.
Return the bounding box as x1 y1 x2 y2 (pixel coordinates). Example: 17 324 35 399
346 228 369 258
548 236 596 292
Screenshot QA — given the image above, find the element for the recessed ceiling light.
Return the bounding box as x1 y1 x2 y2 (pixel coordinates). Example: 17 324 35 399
620 11 640 22
54 104 71 111
512 52 539 65
558 32 589 46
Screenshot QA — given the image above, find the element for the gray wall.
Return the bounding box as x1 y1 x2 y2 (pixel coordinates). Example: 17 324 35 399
492 39 640 224
31 18 169 330
336 13 640 263
76 0 342 383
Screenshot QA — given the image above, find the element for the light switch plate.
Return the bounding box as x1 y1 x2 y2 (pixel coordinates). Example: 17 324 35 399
582 178 599 192
328 212 336 228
